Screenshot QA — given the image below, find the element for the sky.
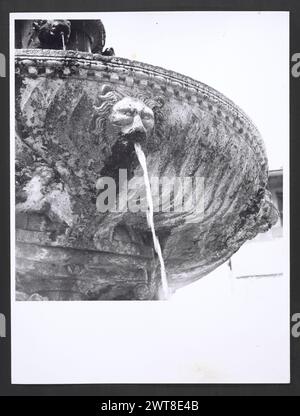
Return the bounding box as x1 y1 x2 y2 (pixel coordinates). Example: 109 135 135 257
103 11 289 171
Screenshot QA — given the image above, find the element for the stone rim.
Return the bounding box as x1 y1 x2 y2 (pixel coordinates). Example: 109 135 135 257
15 48 269 185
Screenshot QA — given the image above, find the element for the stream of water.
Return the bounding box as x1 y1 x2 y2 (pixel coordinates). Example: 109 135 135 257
61 32 66 50
134 143 169 299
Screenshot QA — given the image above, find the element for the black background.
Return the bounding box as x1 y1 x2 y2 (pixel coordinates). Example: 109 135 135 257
0 0 299 396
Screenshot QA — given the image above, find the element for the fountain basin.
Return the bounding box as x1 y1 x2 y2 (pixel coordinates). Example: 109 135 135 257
15 49 278 300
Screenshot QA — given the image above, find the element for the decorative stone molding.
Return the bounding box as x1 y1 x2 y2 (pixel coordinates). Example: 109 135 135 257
15 48 268 174
15 48 278 300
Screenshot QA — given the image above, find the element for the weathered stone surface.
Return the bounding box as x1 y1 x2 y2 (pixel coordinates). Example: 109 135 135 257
15 48 278 300
15 20 110 54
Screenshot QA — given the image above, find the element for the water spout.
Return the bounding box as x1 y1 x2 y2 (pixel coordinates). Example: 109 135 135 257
61 32 66 51
134 143 169 299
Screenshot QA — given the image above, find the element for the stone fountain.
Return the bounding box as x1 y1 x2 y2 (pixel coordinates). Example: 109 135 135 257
15 19 278 301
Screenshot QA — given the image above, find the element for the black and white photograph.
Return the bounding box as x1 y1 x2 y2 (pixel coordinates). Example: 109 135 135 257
10 11 289 384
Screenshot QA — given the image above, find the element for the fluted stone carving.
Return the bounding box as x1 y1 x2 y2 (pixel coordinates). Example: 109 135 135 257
15 47 278 300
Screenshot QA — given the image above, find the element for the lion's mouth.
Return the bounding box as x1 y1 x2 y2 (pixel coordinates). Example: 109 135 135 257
120 130 147 145
99 136 144 190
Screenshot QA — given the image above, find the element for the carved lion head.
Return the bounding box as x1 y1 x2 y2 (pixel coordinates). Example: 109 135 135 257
92 85 164 145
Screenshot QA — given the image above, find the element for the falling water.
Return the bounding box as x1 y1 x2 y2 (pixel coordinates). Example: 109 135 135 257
134 143 169 299
61 32 66 51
